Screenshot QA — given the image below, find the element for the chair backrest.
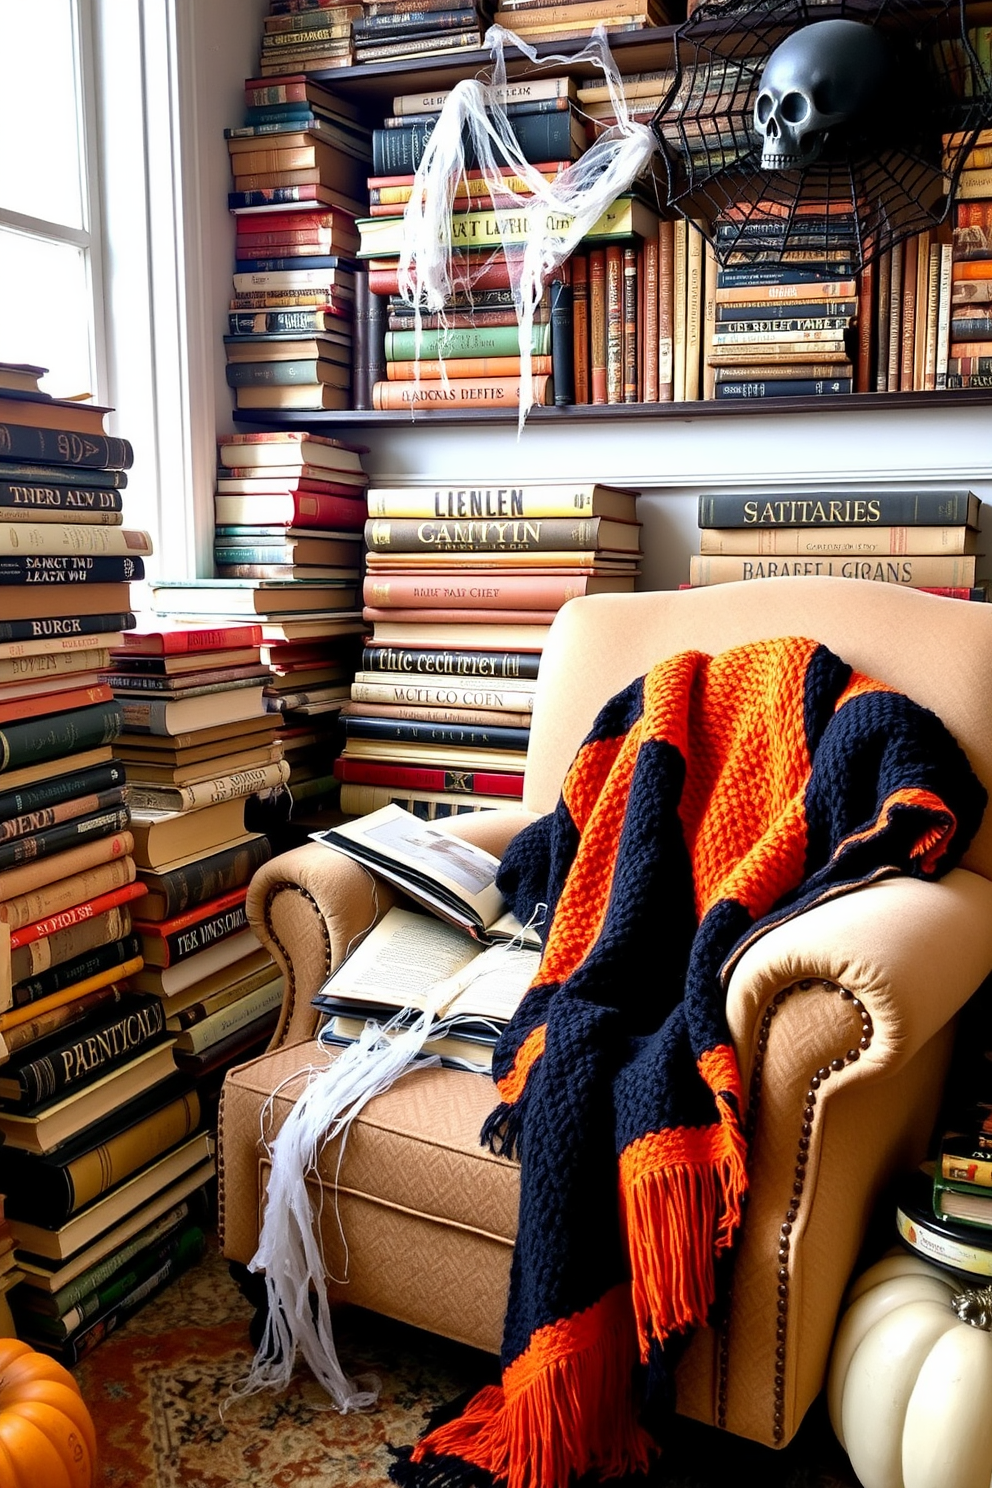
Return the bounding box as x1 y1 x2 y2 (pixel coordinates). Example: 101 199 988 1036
524 577 992 881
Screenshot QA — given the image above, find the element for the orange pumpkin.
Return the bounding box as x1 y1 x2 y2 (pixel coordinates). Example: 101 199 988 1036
0 1338 96 1488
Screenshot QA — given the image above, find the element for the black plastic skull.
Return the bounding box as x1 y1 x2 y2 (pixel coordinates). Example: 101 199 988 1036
753 18 894 170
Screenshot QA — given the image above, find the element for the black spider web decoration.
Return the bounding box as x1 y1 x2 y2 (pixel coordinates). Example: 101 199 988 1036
650 0 992 270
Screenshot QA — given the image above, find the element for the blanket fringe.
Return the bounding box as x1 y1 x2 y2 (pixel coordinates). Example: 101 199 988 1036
480 1101 523 1159
620 1121 747 1357
389 1444 496 1488
411 1292 656 1488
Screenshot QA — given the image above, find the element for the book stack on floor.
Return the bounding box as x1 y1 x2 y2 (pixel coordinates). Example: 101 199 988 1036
102 619 286 1115
689 485 985 599
213 428 369 812
343 478 640 816
361 74 593 409
227 71 371 412
351 0 493 66
490 0 674 48
257 0 362 76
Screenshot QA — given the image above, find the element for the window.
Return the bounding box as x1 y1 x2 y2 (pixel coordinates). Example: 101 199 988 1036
0 0 105 399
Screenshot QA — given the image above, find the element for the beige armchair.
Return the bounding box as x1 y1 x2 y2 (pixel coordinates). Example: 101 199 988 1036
218 575 992 1450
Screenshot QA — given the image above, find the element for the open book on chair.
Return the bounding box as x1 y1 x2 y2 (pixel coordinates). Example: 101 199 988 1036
310 802 542 947
312 904 541 1073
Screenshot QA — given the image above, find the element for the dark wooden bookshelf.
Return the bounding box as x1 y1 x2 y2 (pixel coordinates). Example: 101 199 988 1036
232 387 992 430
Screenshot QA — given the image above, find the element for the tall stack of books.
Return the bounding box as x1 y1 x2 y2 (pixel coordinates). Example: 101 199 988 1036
351 0 493 65
491 0 674 46
361 74 592 410
0 372 216 1365
226 71 371 413
105 619 284 1118
257 1 363 75
939 128 992 392
689 485 985 599
213 429 369 811
343 478 641 816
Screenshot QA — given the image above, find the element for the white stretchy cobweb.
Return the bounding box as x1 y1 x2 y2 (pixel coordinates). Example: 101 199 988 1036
396 23 660 429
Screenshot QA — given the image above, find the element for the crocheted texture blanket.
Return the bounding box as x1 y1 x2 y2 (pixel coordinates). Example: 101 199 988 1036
389 636 986 1488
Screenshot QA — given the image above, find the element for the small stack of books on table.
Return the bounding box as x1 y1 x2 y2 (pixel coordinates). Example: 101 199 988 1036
257 1 362 76
341 479 640 816
351 0 493 65
689 485 985 599
226 71 371 413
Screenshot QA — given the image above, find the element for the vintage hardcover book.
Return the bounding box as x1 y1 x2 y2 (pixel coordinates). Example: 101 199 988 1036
125 759 289 815
697 489 982 529
129 929 261 1000
0 993 166 1110
8 880 146 952
697 524 977 556
0 1040 177 1155
338 783 511 817
605 243 624 404
11 933 142 1013
213 493 365 532
0 802 129 875
371 375 555 410
342 699 531 729
333 756 524 797
362 572 633 610
127 798 252 875
149 579 358 617
0 421 132 471
688 554 979 587
0 830 135 908
360 644 541 678
715 378 853 399
0 760 127 827
366 482 636 521
339 740 528 771
134 834 273 923
0 1085 201 1227
171 974 283 1055
159 949 278 1027
130 888 249 969
588 247 607 405
114 686 266 738
571 249 590 404
7 1131 214 1263
363 515 640 554
342 715 529 751
311 809 539 946
0 582 132 622
0 857 139 935
0 984 133 1065
368 618 551 650
383 354 553 382
349 675 534 712
10 904 134 987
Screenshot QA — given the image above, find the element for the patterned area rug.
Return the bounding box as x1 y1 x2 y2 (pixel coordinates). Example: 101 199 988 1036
72 1234 861 1488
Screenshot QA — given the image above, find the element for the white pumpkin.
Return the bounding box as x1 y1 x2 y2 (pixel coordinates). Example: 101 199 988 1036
827 1251 992 1488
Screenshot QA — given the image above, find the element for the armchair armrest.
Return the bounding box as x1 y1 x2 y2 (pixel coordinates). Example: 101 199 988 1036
246 808 539 1049
726 868 992 1078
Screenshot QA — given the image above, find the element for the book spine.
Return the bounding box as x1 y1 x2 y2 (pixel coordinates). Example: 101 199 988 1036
343 716 528 749
115 622 263 655
138 836 273 921
350 677 534 710
371 376 553 410
0 555 143 584
10 904 131 985
697 524 973 557
696 491 979 527
714 378 853 398
338 783 508 817
657 217 675 402
360 645 541 678
0 762 127 827
334 757 525 795
1 983 127 1061
0 700 122 774
0 831 135 907
365 516 626 553
588 248 607 405
213 490 366 530
8 880 146 950
0 857 138 932
1 996 165 1109
0 425 133 472
0 802 130 871
142 901 250 969
940 1145 992 1188
383 354 553 381
550 278 574 406
12 933 143 1010
0 612 134 644
383 323 550 360
571 250 589 404
688 555 977 587
126 760 289 815
174 976 284 1053
42 1199 198 1313
0 483 125 514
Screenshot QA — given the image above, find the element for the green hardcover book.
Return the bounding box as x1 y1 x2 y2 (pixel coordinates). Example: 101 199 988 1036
0 421 133 471
383 323 552 362
0 700 123 774
697 489 983 529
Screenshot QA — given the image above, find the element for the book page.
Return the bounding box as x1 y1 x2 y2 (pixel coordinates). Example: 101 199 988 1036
319 907 482 1011
312 803 507 933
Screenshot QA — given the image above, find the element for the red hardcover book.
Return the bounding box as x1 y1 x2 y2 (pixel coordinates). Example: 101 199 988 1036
213 489 367 530
333 757 524 796
235 210 352 234
7 881 149 951
0 682 113 726
114 623 264 656
362 572 633 611
588 248 608 405
367 250 528 297
571 250 590 405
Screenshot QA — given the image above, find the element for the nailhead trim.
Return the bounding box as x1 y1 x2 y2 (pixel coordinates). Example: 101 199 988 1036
262 880 333 1046
716 979 873 1441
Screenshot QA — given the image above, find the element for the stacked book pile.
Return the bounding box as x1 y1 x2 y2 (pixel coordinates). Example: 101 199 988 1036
343 478 641 816
491 0 674 46
105 619 284 1115
226 72 371 413
689 485 986 599
0 371 217 1364
257 0 362 75
213 429 369 811
351 0 493 65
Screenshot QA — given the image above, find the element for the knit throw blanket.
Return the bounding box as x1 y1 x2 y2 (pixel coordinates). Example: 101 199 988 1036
390 636 986 1488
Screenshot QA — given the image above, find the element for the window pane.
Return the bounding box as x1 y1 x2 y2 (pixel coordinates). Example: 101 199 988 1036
0 0 84 228
0 229 93 397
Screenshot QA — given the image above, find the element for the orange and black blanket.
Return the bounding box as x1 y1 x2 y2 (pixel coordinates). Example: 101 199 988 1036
390 637 986 1488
